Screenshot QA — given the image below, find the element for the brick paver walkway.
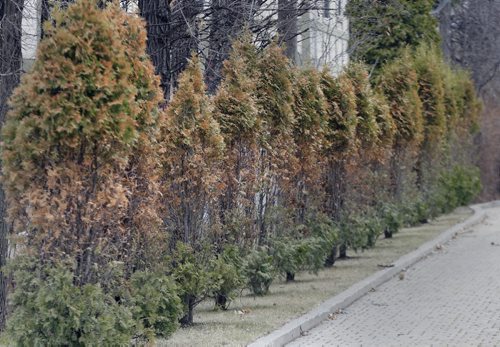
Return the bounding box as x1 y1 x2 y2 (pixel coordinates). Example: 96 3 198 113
288 206 500 347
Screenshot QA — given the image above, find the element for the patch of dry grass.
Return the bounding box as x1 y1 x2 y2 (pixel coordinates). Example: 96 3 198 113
160 207 472 347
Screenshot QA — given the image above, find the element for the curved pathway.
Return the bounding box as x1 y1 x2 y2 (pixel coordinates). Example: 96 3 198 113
288 205 500 347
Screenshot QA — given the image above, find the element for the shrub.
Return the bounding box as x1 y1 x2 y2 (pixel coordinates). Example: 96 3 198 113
377 51 425 201
309 213 339 250
270 234 330 282
171 243 219 326
270 238 301 282
364 215 384 248
408 198 432 225
129 271 182 340
320 69 358 155
297 237 331 275
412 45 448 188
254 42 297 244
337 211 386 255
256 41 295 141
309 213 339 266
438 166 482 212
379 204 402 239
320 70 358 227
6 257 135 346
291 67 329 220
209 246 246 310
243 247 275 296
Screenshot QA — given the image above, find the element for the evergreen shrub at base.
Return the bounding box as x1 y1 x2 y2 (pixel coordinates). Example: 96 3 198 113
130 271 182 340
437 165 482 213
244 248 275 296
5 258 135 346
379 203 402 239
171 243 219 326
270 238 302 282
209 246 246 310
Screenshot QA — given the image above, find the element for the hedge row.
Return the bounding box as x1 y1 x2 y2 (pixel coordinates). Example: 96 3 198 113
1 0 481 344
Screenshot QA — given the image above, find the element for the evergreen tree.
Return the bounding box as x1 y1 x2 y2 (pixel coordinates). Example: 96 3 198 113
377 50 425 199
345 63 381 151
346 0 440 70
213 36 261 246
320 69 358 221
291 67 328 222
1 0 164 285
412 44 447 191
159 54 224 247
254 42 297 243
319 69 358 264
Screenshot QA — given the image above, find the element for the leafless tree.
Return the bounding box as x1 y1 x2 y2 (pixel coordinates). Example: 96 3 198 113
136 0 347 95
437 0 500 200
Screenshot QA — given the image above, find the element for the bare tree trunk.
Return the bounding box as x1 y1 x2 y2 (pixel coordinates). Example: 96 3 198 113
205 0 255 92
0 0 24 331
40 0 50 38
139 0 201 99
278 0 298 62
170 0 202 88
139 0 172 99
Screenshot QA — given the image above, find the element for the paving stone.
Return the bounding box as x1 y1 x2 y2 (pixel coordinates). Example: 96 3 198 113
287 206 500 347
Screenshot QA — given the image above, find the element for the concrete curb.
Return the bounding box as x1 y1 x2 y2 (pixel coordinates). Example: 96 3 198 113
248 201 500 347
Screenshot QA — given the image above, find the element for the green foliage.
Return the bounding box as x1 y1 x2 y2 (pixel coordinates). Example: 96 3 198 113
337 215 371 252
171 243 219 325
256 41 295 141
296 237 329 274
397 166 481 225
320 69 358 154
209 246 246 310
437 166 482 212
347 0 440 69
292 68 328 146
345 63 381 149
442 67 481 137
364 214 384 248
243 248 275 296
413 44 447 149
270 238 301 280
6 257 135 346
309 213 339 250
379 204 403 238
129 271 182 339
335 208 399 251
214 35 260 141
377 50 424 146
400 197 432 226
372 91 396 148
270 218 337 280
